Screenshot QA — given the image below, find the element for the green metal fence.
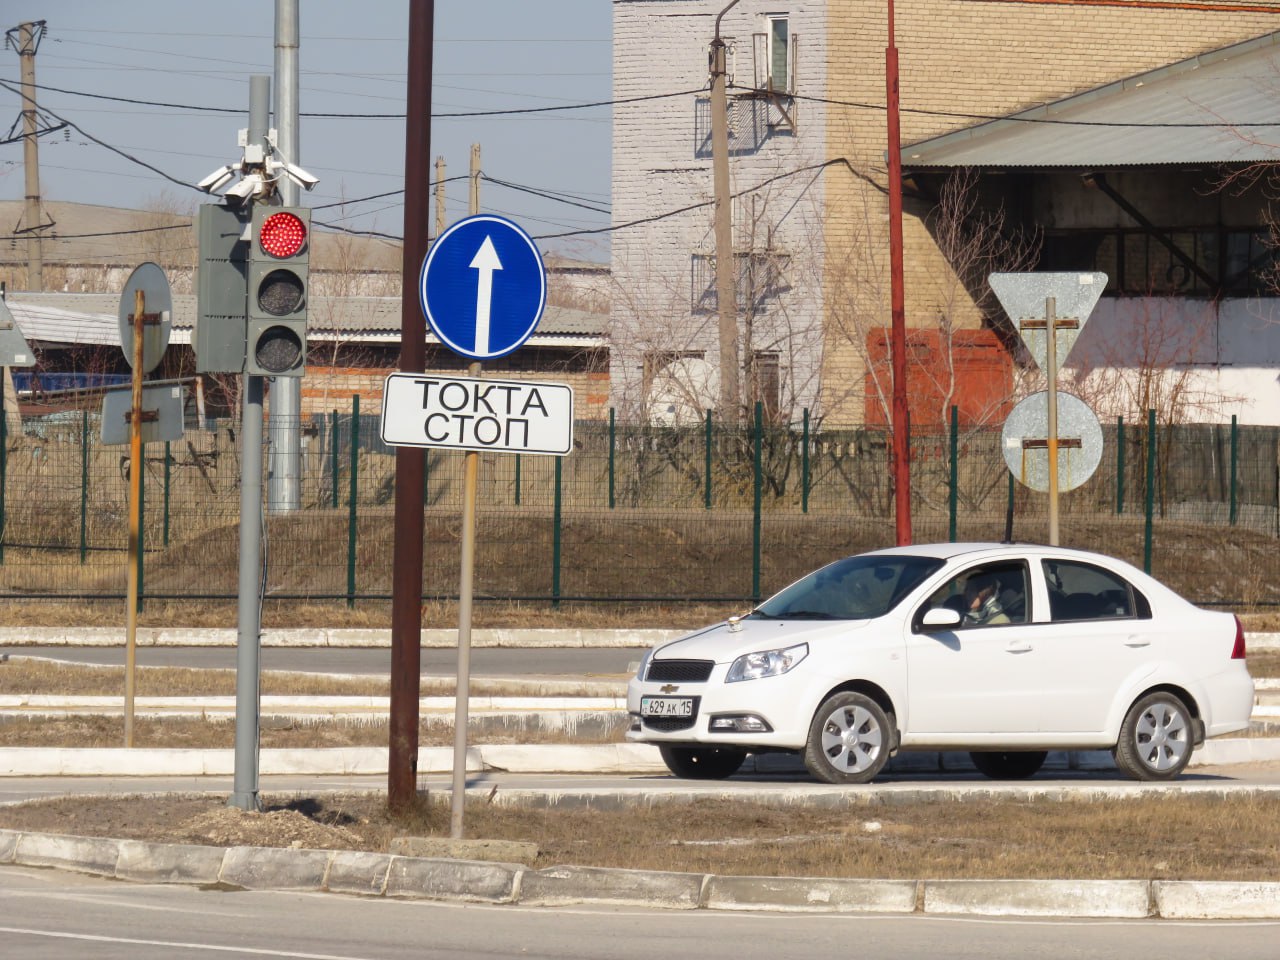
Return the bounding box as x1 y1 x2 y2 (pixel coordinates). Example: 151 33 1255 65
0 403 1276 609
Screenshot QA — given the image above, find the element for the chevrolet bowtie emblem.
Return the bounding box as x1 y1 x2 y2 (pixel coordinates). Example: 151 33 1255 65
660 684 680 694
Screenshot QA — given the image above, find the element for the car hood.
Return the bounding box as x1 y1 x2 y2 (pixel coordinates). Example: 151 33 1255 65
653 617 872 664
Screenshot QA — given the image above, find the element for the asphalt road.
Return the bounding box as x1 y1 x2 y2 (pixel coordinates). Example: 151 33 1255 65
1 865 1276 960
2 645 646 678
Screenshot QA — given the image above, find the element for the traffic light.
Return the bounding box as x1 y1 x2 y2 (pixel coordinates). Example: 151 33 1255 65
246 205 310 377
195 203 249 373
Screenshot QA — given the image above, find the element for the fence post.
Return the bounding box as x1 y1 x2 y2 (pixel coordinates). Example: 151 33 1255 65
553 454 563 606
948 405 958 542
1116 415 1124 515
753 401 763 603
704 409 713 510
801 408 810 514
346 395 360 608
608 407 615 509
1004 470 1015 543
80 409 89 564
514 453 521 506
1144 408 1155 574
330 409 339 509
162 439 171 547
1229 414 1239 525
0 407 6 565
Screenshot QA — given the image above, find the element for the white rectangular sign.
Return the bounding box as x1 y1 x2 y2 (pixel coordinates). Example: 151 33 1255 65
380 373 574 455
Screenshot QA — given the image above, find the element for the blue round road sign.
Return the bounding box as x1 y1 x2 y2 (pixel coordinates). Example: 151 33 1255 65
420 215 547 360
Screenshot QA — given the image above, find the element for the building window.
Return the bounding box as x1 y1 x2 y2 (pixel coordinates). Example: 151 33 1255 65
766 16 789 93
748 352 781 422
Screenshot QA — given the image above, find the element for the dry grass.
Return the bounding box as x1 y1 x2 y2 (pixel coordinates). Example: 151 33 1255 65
0 658 626 698
0 715 622 749
1 791 1278 881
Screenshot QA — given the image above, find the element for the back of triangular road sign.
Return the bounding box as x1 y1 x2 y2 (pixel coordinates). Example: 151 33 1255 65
989 272 1107 372
0 298 35 368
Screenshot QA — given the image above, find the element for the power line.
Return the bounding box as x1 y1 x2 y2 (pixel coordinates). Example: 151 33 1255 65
0 75 695 120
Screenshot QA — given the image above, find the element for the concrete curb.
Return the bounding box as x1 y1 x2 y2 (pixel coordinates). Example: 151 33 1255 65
2 826 1277 918
0 627 680 649
1 738 1277 778
2 627 1277 649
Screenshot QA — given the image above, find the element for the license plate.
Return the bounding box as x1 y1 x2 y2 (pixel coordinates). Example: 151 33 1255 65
641 696 694 718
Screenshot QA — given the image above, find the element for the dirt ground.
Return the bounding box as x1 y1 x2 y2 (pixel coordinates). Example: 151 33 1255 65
3 787 1280 881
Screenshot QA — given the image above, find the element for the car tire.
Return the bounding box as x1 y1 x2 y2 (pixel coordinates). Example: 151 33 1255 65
969 750 1048 780
658 745 747 780
1114 691 1195 781
803 691 893 785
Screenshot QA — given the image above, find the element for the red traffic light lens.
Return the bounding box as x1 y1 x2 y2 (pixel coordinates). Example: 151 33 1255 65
259 212 307 259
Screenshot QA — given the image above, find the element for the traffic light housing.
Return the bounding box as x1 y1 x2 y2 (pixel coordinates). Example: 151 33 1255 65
246 205 310 377
195 203 250 373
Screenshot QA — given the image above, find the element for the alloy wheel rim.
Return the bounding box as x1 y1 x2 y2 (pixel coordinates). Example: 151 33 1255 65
821 704 882 772
1136 702 1189 771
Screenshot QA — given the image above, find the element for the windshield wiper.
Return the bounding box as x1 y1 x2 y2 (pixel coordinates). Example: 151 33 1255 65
773 610 839 620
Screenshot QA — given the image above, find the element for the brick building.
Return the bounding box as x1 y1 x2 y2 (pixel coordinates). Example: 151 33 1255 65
611 1 1280 427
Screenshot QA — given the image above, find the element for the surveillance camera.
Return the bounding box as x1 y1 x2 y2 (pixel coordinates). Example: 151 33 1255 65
284 162 319 191
196 164 236 194
225 175 261 201
267 158 320 192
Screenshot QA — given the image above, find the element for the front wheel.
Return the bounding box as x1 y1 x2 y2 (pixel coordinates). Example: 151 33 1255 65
803 692 893 785
658 745 746 780
1114 691 1195 781
969 750 1047 780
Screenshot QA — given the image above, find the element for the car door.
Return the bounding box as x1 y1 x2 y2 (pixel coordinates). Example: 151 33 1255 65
905 560 1040 737
1029 557 1157 734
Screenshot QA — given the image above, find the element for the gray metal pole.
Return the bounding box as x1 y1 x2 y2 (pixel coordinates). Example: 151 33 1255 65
229 75 271 813
268 0 303 513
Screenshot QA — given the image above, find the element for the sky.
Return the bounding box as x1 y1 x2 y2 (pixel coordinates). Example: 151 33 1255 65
0 1 613 262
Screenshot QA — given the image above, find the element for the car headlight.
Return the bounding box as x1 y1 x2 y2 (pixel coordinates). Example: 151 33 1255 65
634 647 655 680
725 642 808 682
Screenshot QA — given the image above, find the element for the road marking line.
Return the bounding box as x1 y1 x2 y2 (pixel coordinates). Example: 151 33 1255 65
0 926 385 960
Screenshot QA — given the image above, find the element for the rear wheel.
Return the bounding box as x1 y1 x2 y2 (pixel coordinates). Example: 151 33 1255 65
658 745 746 780
969 750 1047 780
1114 691 1194 781
803 692 893 785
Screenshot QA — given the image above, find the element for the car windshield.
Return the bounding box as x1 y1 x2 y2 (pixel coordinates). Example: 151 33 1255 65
753 555 945 621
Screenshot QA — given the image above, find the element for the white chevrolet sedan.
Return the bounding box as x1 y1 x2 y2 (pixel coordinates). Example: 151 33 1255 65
627 543 1255 783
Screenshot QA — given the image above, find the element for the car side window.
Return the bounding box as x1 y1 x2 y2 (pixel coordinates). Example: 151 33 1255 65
918 561 1029 629
1042 559 1148 621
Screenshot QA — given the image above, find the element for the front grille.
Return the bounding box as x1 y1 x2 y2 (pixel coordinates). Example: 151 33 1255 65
646 659 715 683
643 715 698 733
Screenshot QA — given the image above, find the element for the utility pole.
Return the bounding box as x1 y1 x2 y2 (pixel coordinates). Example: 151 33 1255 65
268 0 303 513
435 156 447 239
388 0 434 811
9 21 47 291
886 0 912 545
710 1 742 425
469 143 481 216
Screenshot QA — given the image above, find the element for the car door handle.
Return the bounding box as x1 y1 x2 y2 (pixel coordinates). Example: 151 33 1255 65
1005 641 1033 654
1124 636 1151 648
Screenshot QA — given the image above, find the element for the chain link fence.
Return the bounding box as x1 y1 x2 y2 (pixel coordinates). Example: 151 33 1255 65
1 403 1276 609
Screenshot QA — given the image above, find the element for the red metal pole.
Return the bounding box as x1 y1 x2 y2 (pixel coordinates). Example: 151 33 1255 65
886 0 912 546
389 0 433 810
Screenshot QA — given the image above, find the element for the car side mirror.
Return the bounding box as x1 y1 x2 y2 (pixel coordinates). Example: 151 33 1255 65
921 607 962 630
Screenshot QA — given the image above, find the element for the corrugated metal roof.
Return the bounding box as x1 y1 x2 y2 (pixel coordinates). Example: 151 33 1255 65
902 31 1280 169
3 293 605 347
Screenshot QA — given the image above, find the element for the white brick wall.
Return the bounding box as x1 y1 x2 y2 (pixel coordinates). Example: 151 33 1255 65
611 1 829 422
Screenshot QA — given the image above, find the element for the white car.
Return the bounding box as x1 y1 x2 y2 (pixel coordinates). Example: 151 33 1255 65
627 543 1255 783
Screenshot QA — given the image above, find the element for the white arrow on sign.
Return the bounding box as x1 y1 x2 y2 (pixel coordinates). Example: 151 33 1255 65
469 236 503 357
